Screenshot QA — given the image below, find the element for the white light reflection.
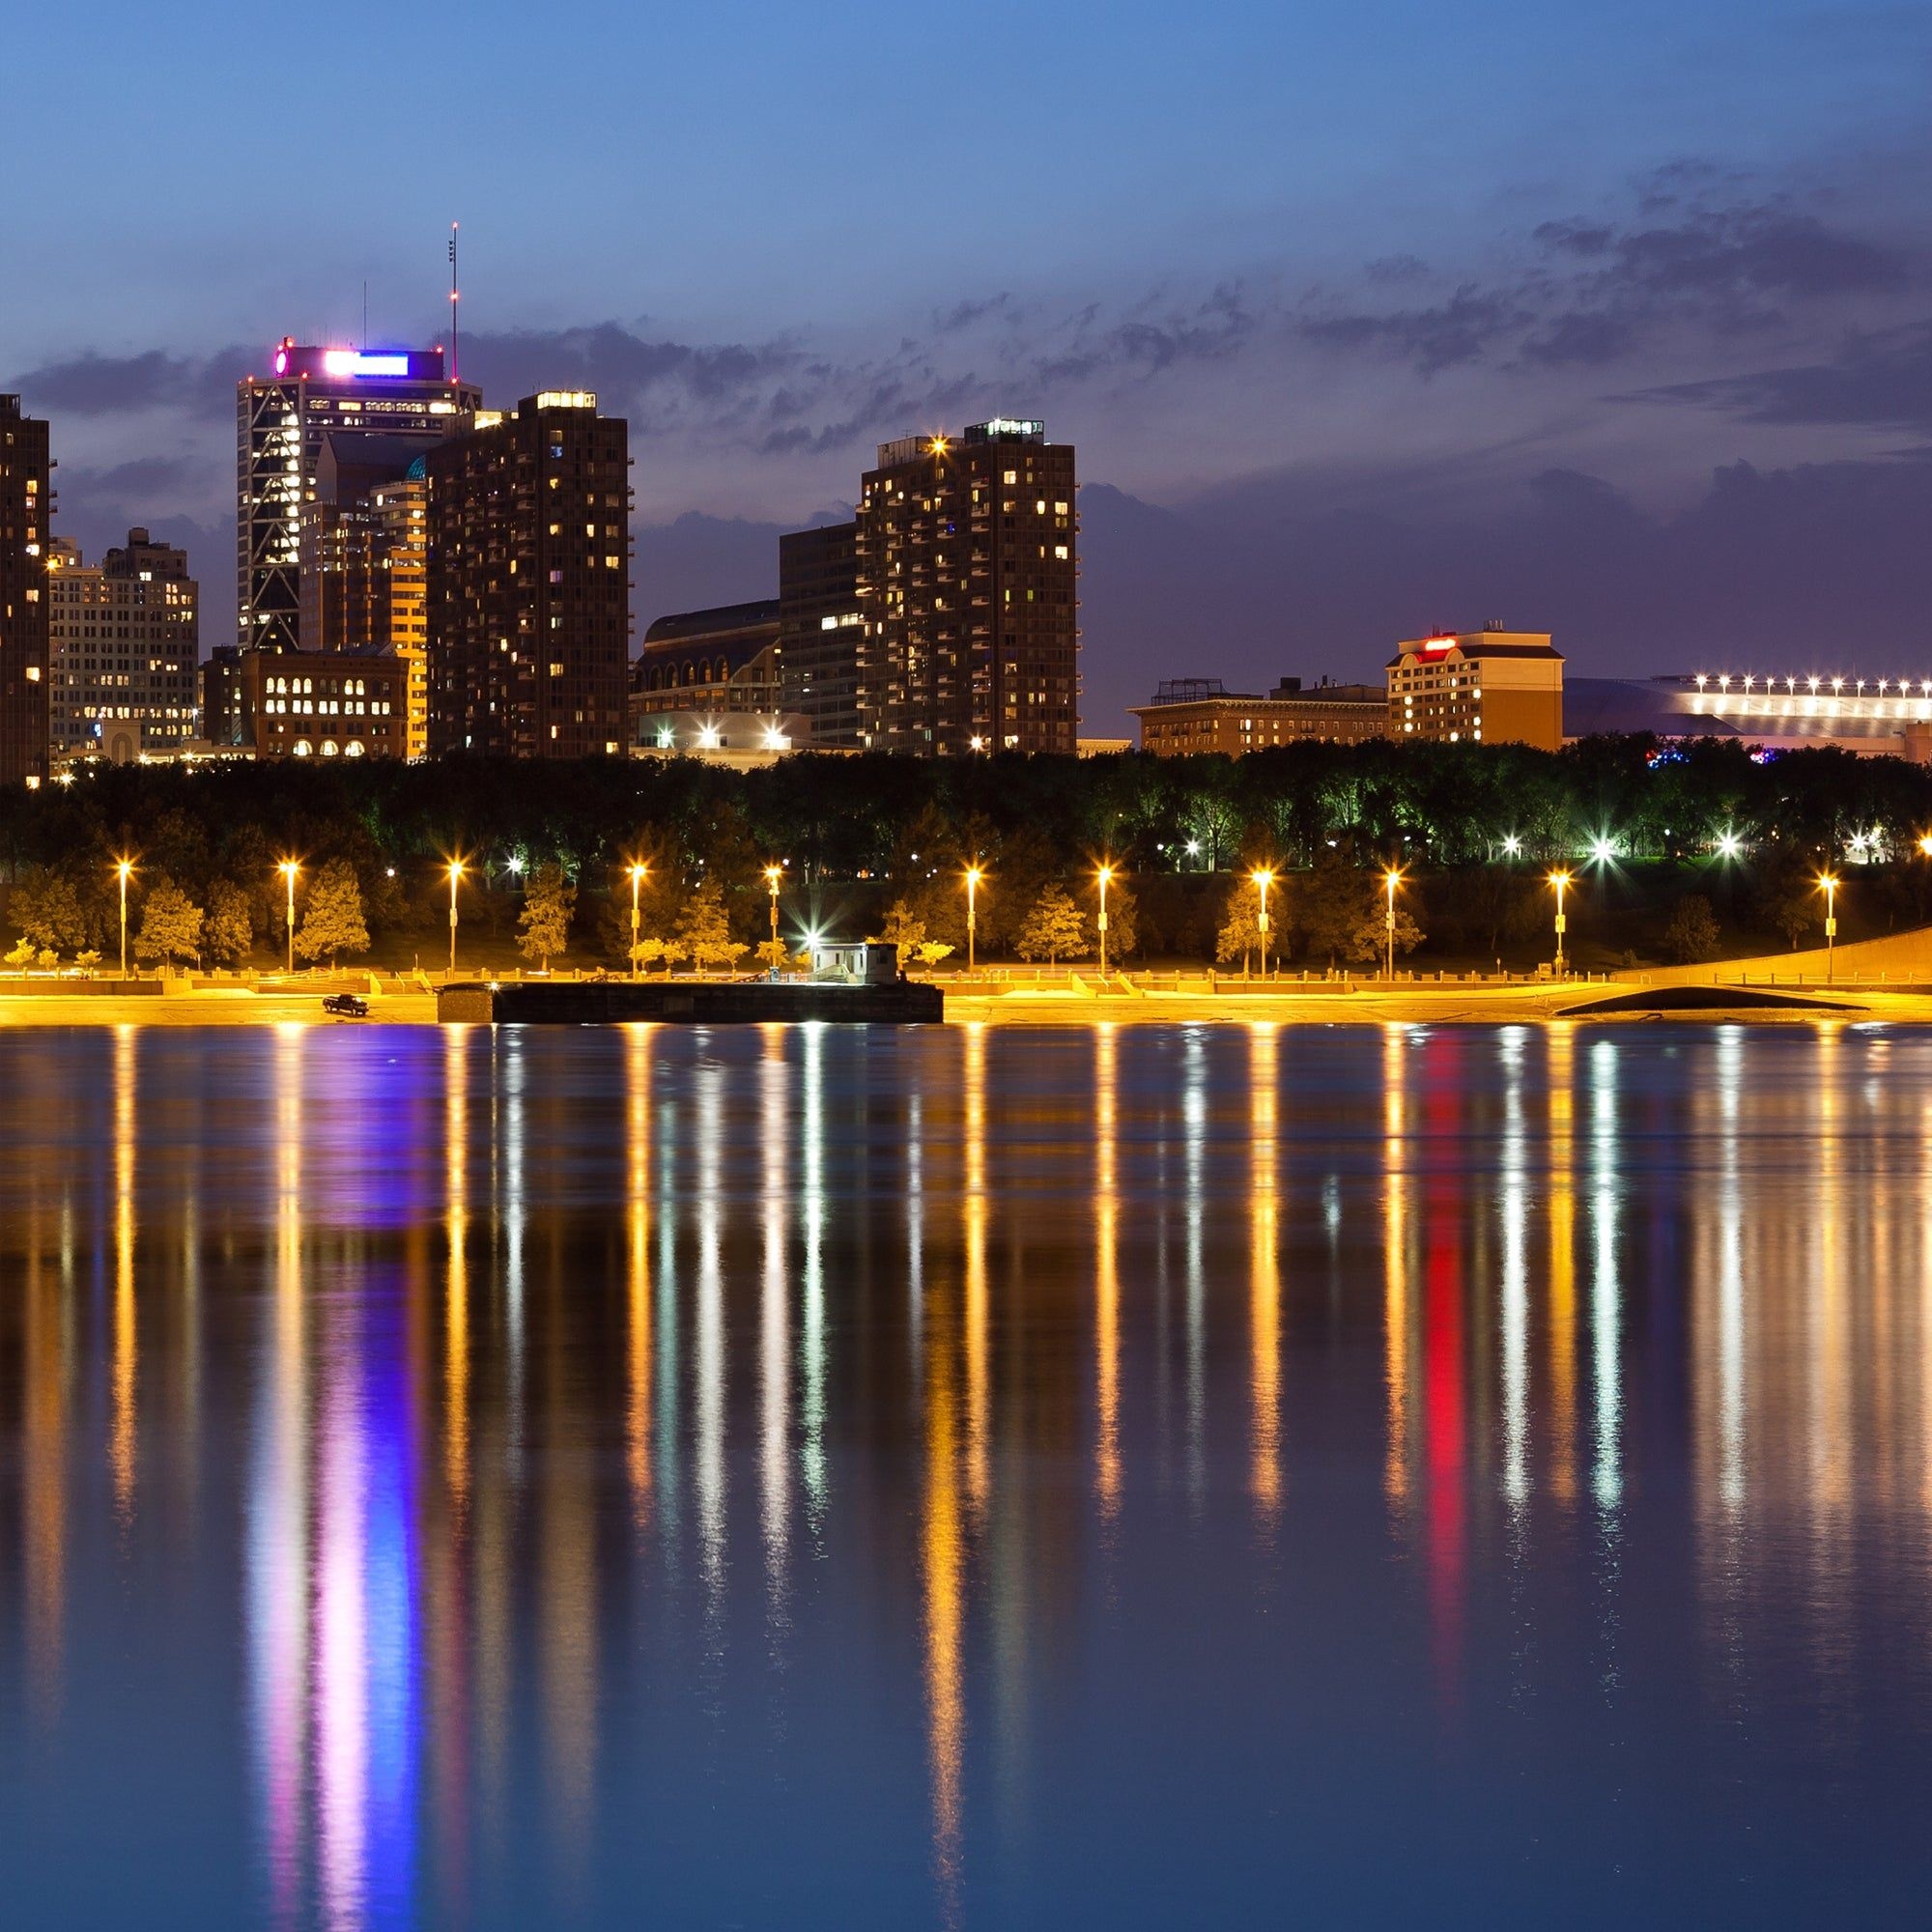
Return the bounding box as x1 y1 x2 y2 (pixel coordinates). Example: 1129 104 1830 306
1498 1028 1530 1515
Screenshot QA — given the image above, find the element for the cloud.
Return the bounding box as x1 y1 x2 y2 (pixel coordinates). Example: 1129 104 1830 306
3 346 251 417
1619 320 1932 434
1297 284 1532 375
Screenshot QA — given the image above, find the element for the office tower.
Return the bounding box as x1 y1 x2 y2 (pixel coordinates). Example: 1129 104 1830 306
299 436 430 757
201 645 250 749
855 417 1077 754
47 528 200 763
237 338 478 654
1387 626 1564 751
425 391 632 758
778 521 865 748
0 395 52 787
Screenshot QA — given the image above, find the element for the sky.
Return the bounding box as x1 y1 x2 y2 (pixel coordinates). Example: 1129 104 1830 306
6 0 1931 730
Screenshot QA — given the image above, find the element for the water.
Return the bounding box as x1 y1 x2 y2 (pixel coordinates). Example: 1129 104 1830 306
1 1020 1930 1927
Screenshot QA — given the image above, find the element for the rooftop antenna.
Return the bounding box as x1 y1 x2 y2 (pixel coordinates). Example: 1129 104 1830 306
448 221 460 383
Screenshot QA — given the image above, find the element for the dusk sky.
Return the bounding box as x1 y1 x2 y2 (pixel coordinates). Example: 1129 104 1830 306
8 0 1932 728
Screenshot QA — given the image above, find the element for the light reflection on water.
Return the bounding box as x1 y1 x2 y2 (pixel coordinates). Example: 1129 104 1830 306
4 1021 1932 1926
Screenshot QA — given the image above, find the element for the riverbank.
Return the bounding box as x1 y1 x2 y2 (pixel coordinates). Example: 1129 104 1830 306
1 978 1922 1027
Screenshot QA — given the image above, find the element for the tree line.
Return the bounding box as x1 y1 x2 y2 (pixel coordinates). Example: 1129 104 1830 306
3 735 1929 970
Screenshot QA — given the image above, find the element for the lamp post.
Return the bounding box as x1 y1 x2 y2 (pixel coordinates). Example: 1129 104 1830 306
1548 870 1571 978
764 865 782 970
1096 864 1115 977
447 859 465 974
1383 868 1401 980
1250 867 1274 980
115 858 134 978
628 863 648 979
964 865 982 975
277 860 299 974
1819 872 1838 983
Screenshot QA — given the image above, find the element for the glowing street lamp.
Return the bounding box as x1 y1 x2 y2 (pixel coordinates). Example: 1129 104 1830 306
1918 834 1932 860
1501 834 1522 859
1250 867 1275 980
1716 830 1743 861
627 862 648 979
505 854 525 880
1819 872 1838 983
1588 835 1616 867
276 859 299 974
1548 870 1571 978
964 864 984 974
1382 868 1402 980
1096 863 1116 977
447 859 466 973
764 865 783 966
115 857 135 978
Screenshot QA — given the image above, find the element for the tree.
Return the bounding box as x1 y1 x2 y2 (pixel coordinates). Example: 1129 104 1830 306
202 879 256 967
1215 876 1282 974
917 941 955 968
881 897 927 954
9 868 88 954
75 950 102 976
4 937 36 970
1014 882 1088 965
755 937 789 972
677 876 746 975
1300 852 1361 966
1345 893 1426 966
1097 877 1138 962
518 861 576 970
295 860 369 967
1663 895 1721 964
134 876 204 968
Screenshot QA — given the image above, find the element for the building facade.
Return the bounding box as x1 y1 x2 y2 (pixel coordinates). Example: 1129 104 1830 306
0 395 52 787
778 521 865 748
425 392 632 757
1130 675 1388 755
237 339 478 654
633 601 781 707
856 418 1077 754
1387 627 1564 751
245 648 409 760
47 528 199 763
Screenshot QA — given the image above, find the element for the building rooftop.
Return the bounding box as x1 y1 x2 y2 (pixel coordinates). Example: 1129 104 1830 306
641 601 782 647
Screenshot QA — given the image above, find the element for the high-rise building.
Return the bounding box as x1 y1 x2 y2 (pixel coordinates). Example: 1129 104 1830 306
47 528 199 763
425 392 632 757
237 339 478 654
779 521 865 748
298 436 431 756
1386 626 1564 750
856 418 1078 754
0 394 53 788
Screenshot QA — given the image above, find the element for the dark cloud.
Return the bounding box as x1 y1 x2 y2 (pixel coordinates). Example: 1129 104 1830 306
1297 285 1531 375
933 293 1017 332
1621 320 1932 434
4 346 251 417
61 454 198 498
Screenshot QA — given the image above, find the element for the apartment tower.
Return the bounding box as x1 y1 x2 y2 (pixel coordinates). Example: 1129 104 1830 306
0 395 52 786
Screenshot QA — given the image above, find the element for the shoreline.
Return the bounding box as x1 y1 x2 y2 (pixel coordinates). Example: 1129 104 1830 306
0 982 1919 1028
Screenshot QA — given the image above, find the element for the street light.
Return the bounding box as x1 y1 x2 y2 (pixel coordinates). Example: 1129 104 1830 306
1383 868 1402 980
1250 867 1275 980
447 858 466 974
1716 830 1744 861
505 854 525 879
1548 870 1571 977
276 859 299 974
1096 863 1115 977
764 865 782 969
1819 872 1838 983
1918 834 1932 860
114 858 134 978
1501 834 1521 859
628 862 648 979
964 865 983 975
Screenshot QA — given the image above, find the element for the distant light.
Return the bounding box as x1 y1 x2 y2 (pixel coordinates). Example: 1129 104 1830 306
1716 831 1743 860
506 855 525 875
1501 834 1521 857
1589 836 1616 865
1185 839 1201 857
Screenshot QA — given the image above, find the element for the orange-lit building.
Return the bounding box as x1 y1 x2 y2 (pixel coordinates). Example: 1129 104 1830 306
1130 676 1386 756
1386 626 1563 751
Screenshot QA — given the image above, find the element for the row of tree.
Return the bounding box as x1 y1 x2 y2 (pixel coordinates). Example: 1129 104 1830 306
0 738 1917 969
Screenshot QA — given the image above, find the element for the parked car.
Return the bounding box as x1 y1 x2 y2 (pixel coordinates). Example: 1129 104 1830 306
321 993 369 1018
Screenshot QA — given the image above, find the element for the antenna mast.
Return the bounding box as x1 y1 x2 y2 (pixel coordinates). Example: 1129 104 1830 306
448 221 460 383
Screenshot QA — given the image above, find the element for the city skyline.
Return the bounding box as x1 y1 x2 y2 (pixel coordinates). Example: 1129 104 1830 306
6 3 1932 734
